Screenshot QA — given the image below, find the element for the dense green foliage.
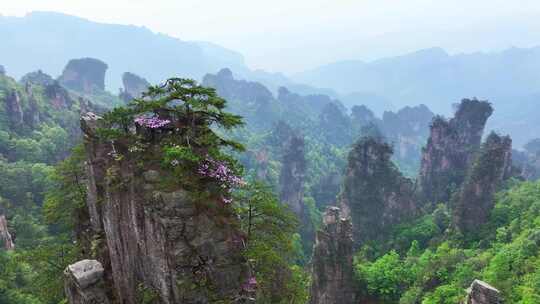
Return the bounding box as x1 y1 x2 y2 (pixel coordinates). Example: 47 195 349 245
355 181 540 303
1 63 539 304
235 183 309 303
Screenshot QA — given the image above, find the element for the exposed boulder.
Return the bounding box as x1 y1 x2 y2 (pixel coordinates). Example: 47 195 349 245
120 72 150 102
309 207 356 304
419 99 493 205
59 58 108 94
0 65 5 75
64 260 110 304
0 214 14 250
340 136 417 246
453 133 512 234
78 113 251 304
466 280 502 304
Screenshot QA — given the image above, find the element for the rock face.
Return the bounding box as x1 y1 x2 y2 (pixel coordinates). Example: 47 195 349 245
77 113 251 304
59 58 108 94
309 207 356 304
466 280 502 304
64 260 110 304
340 136 417 246
279 134 307 216
203 68 276 130
381 104 434 168
5 89 24 127
0 214 14 250
0 65 5 75
279 129 314 250
453 133 512 234
203 68 273 106
419 99 493 205
120 72 150 102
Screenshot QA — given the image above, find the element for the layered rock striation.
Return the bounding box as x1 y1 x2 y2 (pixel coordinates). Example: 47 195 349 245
419 99 493 205
0 214 14 250
73 112 252 304
452 133 513 234
59 58 108 94
279 127 314 250
340 136 417 246
120 72 150 102
466 280 502 304
309 207 356 304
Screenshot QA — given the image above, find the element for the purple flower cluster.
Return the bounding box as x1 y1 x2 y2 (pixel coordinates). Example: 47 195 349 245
242 276 258 292
198 158 245 203
134 115 171 129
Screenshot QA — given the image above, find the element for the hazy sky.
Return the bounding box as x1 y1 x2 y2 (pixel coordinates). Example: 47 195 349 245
4 0 540 73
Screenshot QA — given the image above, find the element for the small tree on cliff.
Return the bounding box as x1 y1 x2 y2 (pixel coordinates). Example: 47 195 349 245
100 78 245 198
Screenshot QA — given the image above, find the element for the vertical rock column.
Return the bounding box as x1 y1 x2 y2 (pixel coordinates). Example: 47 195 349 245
452 133 512 234
418 99 493 205
0 214 14 250
78 112 251 304
309 207 356 304
339 136 416 246
279 132 314 251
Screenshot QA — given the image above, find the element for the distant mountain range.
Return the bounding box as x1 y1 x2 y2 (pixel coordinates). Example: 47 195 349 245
1 11 539 147
293 47 540 115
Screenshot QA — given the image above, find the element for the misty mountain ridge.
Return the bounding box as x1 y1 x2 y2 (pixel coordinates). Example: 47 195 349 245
294 46 540 114
2 11 540 147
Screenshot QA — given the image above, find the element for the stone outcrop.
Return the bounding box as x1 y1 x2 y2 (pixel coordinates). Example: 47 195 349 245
120 72 150 102
309 207 356 304
279 129 314 250
311 170 342 209
340 136 417 246
419 99 493 205
0 214 14 250
381 104 434 167
77 112 251 304
5 89 24 127
203 69 273 106
466 280 502 304
453 133 512 234
279 134 307 216
64 260 110 304
45 82 75 109
59 58 108 94
0 65 5 75
203 68 276 130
